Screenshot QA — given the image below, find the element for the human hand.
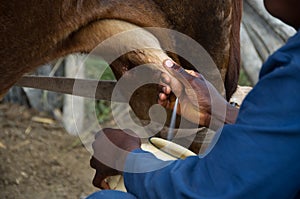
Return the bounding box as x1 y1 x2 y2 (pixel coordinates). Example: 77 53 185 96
90 128 141 189
158 60 238 127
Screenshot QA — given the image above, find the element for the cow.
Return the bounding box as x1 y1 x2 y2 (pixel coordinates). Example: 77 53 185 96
0 0 242 151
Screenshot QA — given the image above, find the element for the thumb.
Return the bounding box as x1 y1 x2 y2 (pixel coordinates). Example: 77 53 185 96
163 59 196 87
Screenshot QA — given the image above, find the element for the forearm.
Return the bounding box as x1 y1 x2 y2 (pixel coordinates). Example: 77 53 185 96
202 101 239 128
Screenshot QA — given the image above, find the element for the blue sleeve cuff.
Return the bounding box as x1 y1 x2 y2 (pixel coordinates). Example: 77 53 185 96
124 148 172 173
123 148 174 191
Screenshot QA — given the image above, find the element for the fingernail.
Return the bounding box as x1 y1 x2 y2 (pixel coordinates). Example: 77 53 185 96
164 60 174 68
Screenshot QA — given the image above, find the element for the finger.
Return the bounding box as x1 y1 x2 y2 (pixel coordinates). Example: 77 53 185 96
163 59 195 83
101 178 111 190
162 86 171 95
90 156 99 169
160 72 171 84
158 97 168 107
92 170 105 189
158 86 171 103
90 157 114 189
160 93 176 109
157 99 168 108
159 93 168 101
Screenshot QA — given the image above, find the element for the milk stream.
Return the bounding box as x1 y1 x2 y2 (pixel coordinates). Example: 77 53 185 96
167 97 179 141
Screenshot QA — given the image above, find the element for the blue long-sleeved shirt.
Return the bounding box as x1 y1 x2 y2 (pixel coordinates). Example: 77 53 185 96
123 31 300 199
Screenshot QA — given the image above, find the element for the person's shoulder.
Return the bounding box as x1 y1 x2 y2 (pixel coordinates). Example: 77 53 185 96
259 31 300 77
284 30 300 52
285 31 300 66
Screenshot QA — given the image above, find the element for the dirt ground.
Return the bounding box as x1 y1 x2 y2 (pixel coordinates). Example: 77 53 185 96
0 103 99 199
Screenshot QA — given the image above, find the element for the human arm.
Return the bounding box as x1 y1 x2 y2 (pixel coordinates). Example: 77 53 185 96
124 60 300 198
90 63 300 198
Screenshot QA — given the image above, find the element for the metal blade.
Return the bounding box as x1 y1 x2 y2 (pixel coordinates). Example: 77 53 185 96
15 76 119 101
